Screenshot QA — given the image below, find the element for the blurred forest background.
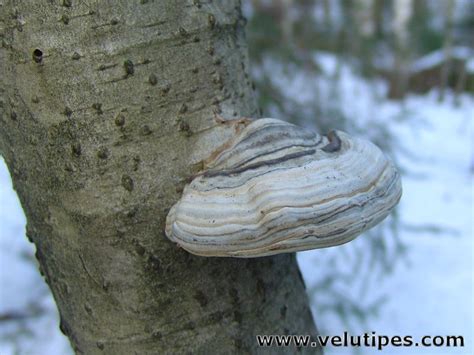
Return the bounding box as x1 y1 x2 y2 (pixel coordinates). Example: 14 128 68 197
1 0 473 354
248 0 473 107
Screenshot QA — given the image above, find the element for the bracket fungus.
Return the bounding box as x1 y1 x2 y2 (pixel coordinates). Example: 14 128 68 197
165 118 402 257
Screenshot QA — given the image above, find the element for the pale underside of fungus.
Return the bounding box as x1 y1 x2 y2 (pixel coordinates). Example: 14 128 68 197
165 118 402 257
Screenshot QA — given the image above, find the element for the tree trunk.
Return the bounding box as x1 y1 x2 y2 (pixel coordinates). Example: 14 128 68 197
389 0 412 99
438 0 455 102
0 1 319 354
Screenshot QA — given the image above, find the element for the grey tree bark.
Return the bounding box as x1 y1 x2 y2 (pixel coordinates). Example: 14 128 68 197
0 1 319 354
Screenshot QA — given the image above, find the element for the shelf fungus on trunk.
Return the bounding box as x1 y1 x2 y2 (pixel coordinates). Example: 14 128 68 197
165 118 402 257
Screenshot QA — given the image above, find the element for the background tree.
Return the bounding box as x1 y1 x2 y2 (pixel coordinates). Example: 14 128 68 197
0 1 320 353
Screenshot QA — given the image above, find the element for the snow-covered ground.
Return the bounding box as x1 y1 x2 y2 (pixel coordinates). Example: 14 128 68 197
296 55 473 354
299 92 473 353
0 53 472 354
0 159 72 355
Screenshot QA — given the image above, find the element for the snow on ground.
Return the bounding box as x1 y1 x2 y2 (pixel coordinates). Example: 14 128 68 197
296 54 473 354
0 159 72 355
0 51 472 354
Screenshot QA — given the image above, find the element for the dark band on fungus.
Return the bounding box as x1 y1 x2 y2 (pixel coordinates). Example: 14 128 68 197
203 149 316 178
322 130 342 153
